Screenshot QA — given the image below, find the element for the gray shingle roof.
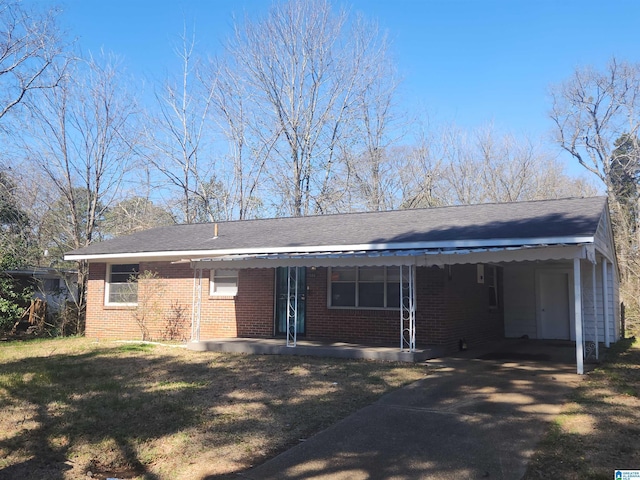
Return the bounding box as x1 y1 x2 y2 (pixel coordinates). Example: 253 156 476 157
65 196 607 259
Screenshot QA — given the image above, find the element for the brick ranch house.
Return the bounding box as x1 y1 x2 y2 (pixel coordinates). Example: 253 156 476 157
65 196 620 374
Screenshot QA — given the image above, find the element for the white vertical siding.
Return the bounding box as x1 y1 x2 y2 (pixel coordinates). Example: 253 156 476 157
611 264 620 341
580 258 620 344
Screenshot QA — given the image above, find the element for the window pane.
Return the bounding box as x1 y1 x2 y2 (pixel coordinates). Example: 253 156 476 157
359 283 384 307
386 282 400 308
331 267 356 282
110 264 139 283
109 282 137 304
332 283 355 306
386 267 400 283
359 267 385 282
214 278 238 295
215 269 237 278
212 269 238 295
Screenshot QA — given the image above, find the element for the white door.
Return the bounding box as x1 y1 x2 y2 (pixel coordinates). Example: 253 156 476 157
538 271 571 340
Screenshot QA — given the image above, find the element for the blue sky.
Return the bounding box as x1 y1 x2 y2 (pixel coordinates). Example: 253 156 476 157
50 0 640 173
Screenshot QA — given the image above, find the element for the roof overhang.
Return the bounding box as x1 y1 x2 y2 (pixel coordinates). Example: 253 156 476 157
64 235 595 263
187 244 595 270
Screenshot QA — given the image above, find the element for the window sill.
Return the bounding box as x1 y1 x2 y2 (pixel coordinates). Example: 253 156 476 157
104 304 137 310
209 295 237 300
328 305 400 311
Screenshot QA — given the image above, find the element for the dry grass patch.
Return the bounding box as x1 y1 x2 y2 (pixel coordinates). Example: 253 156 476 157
524 337 640 479
0 337 426 479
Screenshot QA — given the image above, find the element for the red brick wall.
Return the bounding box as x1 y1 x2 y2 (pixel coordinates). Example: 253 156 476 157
85 263 275 341
305 267 400 345
85 262 503 350
441 264 505 351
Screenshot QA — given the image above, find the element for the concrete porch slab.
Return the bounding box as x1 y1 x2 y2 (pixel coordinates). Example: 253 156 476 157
187 338 446 362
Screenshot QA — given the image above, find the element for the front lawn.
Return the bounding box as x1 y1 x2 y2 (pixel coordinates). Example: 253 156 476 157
524 337 640 479
0 338 426 479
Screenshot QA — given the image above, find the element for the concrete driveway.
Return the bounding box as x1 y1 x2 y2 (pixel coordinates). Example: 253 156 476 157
238 341 582 480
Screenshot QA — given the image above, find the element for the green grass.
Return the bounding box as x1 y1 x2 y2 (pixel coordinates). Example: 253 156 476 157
524 337 640 479
0 337 426 479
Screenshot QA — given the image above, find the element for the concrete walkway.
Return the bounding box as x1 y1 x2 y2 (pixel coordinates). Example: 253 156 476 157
237 343 582 480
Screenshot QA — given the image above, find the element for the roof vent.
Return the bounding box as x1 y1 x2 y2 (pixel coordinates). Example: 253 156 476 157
214 223 219 238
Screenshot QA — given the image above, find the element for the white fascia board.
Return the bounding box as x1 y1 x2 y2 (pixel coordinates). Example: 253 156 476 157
64 235 595 262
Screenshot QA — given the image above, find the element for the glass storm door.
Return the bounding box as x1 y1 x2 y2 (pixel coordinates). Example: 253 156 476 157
275 267 306 335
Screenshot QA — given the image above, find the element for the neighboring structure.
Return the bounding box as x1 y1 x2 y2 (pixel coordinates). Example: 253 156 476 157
65 196 620 374
5 267 78 314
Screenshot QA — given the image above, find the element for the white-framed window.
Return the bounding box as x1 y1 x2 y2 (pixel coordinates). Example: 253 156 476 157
486 265 498 308
105 264 139 306
329 266 400 309
210 269 238 296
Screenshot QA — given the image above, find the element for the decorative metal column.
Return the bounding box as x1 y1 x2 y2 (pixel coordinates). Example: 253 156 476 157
191 266 203 342
286 266 299 347
400 264 416 352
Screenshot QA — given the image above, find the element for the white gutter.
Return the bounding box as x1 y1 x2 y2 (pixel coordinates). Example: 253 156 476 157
64 235 595 262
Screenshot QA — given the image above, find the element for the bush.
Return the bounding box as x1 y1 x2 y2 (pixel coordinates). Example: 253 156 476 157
0 274 32 331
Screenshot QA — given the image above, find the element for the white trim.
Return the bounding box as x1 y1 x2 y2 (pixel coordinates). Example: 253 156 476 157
104 263 139 307
64 235 595 262
209 269 239 297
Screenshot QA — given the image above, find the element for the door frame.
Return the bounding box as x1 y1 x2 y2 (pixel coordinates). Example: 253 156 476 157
535 268 575 340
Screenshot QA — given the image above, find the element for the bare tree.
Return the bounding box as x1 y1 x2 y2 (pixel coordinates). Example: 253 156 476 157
347 19 402 212
549 59 640 261
209 57 269 219
550 58 640 330
21 53 140 332
224 0 397 216
0 0 66 123
147 25 219 224
413 123 597 207
102 197 174 238
550 59 640 192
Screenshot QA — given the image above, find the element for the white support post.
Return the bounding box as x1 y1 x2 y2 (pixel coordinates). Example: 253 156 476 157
592 261 599 360
286 266 298 347
602 261 610 347
574 258 584 375
191 267 202 342
400 265 416 352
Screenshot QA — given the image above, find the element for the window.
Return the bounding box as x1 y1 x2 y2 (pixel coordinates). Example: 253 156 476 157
106 264 139 305
486 265 498 308
329 266 400 309
210 269 238 296
42 278 60 292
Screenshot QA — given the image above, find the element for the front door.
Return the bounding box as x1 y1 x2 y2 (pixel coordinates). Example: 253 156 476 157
275 267 306 335
538 271 572 340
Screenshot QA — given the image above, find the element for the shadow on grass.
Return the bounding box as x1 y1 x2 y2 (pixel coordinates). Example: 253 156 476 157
523 337 640 479
0 341 425 479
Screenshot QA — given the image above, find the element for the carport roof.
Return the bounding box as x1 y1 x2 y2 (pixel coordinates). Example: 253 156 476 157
65 196 608 261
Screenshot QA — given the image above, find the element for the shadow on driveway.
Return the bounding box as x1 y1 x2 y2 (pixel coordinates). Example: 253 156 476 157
233 341 581 480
